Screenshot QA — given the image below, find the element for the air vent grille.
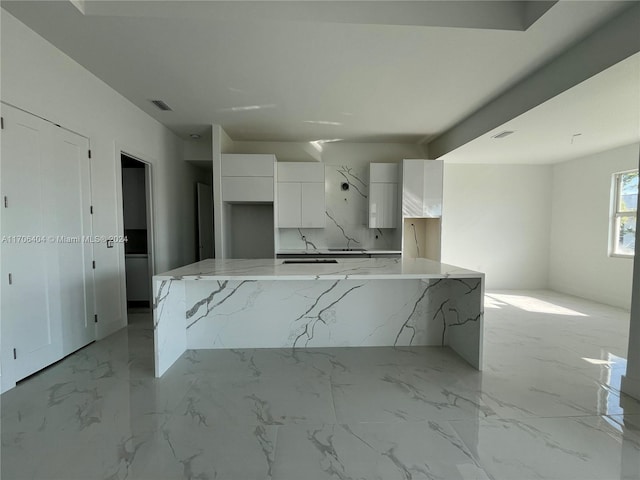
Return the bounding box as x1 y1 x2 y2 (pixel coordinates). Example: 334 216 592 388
150 100 172 111
491 130 515 139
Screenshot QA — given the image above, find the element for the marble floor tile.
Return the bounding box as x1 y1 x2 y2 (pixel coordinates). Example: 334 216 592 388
176 372 337 426
450 415 640 480
479 371 640 419
2 291 638 480
169 347 335 381
331 370 495 423
272 421 491 480
122 422 278 480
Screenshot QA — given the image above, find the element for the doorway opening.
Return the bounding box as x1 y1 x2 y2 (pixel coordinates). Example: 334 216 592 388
121 154 154 321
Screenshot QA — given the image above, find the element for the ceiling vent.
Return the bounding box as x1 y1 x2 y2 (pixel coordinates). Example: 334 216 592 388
150 100 172 111
491 130 515 139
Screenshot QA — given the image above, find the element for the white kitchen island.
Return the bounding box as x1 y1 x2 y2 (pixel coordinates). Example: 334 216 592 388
153 258 485 377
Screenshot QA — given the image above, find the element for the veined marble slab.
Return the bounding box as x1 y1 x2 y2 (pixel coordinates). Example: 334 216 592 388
277 249 402 255
155 257 482 281
154 258 484 377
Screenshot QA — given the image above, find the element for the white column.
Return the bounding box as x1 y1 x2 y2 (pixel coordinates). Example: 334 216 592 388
622 156 640 401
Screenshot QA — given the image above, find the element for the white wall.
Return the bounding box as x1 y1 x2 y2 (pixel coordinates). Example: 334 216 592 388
320 142 426 167
1 11 202 338
441 164 553 289
549 143 639 309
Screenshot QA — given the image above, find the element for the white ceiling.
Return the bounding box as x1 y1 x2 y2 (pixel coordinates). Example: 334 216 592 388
1 0 635 158
441 51 640 164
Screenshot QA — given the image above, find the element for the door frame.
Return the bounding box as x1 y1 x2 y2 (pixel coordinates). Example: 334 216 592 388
114 145 156 325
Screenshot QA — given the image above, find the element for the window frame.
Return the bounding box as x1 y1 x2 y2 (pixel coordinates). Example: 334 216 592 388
610 168 638 258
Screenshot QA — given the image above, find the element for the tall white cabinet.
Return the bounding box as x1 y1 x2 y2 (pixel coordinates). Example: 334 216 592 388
1 105 95 391
220 154 276 259
369 163 399 229
276 162 325 228
401 159 444 261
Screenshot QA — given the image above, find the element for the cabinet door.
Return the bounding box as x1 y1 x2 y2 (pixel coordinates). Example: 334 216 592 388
277 162 324 183
402 160 425 217
221 154 274 177
222 177 274 202
423 160 443 217
277 183 302 227
369 183 397 228
301 183 325 228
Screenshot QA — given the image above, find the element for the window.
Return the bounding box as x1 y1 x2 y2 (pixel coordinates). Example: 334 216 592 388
611 169 638 257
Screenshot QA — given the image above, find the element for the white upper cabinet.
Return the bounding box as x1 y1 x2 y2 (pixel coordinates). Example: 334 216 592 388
277 182 302 228
221 154 275 203
221 154 275 177
300 182 325 227
276 162 325 228
277 162 324 183
402 160 443 218
222 176 274 203
369 163 399 228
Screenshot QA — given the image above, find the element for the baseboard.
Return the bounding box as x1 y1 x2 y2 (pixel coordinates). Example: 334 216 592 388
621 375 640 402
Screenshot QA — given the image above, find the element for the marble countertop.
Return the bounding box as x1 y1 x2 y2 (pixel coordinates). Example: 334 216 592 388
277 249 402 255
155 258 484 281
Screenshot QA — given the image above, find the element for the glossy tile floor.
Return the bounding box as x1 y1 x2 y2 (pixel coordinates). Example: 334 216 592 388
2 290 640 479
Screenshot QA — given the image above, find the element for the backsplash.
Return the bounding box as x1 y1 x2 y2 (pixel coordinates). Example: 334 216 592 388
277 163 402 251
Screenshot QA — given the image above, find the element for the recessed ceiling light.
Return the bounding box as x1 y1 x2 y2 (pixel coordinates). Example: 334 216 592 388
491 130 515 139
190 134 201 140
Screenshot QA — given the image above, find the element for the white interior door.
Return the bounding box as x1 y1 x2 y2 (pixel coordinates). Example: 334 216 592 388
51 127 95 354
1 104 95 383
1 106 62 380
197 183 214 260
